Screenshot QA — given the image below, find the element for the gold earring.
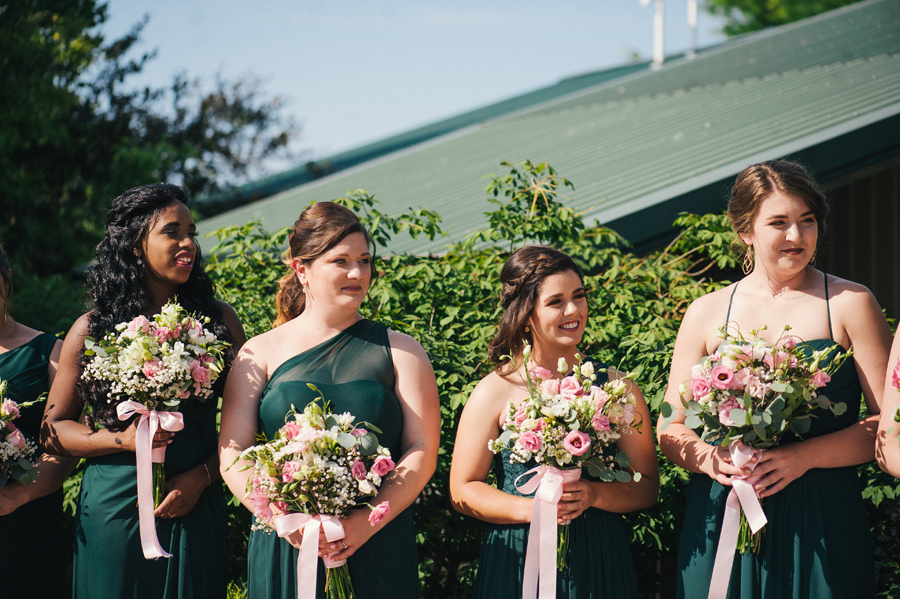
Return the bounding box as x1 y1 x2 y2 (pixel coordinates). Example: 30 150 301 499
133 248 142 266
742 247 753 275
524 325 530 333
809 250 817 268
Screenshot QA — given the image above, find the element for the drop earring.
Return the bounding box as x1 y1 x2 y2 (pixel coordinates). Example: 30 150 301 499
134 248 143 266
742 247 753 275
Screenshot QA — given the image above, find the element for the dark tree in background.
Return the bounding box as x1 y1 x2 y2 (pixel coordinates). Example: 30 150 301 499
0 0 298 276
707 0 865 36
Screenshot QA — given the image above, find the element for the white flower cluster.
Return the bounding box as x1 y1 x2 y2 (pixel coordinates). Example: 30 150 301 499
236 393 395 530
81 301 228 411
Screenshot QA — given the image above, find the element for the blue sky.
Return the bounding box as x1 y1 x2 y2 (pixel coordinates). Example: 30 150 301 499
105 1 727 173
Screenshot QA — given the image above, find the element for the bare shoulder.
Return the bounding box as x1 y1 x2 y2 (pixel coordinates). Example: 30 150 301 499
386 328 429 361
825 273 880 307
685 283 734 318
66 313 92 340
467 370 522 412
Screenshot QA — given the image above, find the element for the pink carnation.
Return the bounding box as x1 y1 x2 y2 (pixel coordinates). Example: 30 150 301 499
371 455 395 477
559 376 583 399
717 397 740 427
513 404 528 425
539 378 560 397
563 430 591 456
282 460 303 482
190 359 212 393
368 501 390 525
591 413 611 432
517 431 542 453
282 422 301 440
127 315 151 333
142 358 164 380
248 488 272 521
590 387 610 410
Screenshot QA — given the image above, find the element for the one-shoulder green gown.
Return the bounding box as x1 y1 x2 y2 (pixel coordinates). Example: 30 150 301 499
677 340 874 599
0 333 66 599
471 364 640 599
247 319 418 599
73 377 227 597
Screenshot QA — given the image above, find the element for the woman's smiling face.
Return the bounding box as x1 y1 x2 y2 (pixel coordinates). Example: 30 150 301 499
743 189 818 275
528 270 588 354
140 202 197 290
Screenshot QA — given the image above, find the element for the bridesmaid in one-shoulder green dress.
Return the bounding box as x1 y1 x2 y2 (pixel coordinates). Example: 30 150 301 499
220 201 440 599
247 320 418 598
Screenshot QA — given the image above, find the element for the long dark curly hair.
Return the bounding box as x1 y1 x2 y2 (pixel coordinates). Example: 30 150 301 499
78 183 236 429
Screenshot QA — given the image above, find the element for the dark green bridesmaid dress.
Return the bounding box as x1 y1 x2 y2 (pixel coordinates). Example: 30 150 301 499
0 333 67 599
677 280 874 599
73 372 227 597
472 364 640 599
247 319 418 599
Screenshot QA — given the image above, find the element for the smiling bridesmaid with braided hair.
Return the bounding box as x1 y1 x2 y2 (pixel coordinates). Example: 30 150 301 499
449 245 658 598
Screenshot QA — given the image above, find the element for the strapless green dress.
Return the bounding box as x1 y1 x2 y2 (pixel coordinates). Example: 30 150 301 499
73 375 227 597
472 365 640 598
0 333 67 599
247 319 418 599
677 340 874 599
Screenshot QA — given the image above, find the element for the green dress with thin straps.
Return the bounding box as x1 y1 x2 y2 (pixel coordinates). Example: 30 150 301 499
677 276 875 599
471 362 640 599
247 319 418 599
0 333 67 599
73 366 227 598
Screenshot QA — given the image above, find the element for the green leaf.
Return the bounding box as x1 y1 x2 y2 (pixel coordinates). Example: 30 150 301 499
358 433 379 456
336 432 357 448
615 470 632 483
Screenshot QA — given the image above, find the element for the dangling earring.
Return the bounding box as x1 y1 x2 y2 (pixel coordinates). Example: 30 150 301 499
742 247 753 275
809 250 817 268
133 248 143 266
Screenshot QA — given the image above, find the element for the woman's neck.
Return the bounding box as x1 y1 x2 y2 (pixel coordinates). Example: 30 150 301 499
528 344 582 375
298 303 362 334
747 265 816 298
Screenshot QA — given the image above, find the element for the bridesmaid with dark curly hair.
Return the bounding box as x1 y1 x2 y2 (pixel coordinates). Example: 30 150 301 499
41 184 245 599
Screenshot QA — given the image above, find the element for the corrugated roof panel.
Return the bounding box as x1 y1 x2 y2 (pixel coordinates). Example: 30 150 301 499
199 0 900 254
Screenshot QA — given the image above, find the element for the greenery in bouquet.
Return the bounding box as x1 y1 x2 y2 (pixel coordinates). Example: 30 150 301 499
81 300 230 506
0 380 41 488
672 325 852 552
235 384 394 599
489 345 643 569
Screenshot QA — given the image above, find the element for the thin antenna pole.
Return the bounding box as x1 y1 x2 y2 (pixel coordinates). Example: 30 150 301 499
652 0 664 69
687 0 698 58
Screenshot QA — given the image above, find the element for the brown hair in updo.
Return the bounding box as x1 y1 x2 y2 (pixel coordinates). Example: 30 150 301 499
487 246 583 372
274 201 374 326
728 160 828 252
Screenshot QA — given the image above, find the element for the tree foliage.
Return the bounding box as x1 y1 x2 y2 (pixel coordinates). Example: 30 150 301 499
0 0 297 276
707 0 865 36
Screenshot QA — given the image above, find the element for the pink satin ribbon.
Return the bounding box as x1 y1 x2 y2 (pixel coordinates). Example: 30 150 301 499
708 442 767 599
515 466 582 599
116 400 185 560
273 513 346 599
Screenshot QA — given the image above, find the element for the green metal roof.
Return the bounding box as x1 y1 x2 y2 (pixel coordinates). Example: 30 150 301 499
199 0 900 254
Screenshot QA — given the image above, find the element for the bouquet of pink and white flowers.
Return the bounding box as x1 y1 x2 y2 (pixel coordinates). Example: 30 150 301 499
674 325 851 553
489 346 642 570
236 384 394 599
891 357 900 440
0 380 40 488
82 300 230 509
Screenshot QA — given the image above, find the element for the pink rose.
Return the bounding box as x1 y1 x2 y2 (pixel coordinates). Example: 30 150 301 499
709 365 736 390
810 371 831 388
1 399 20 419
717 397 740 427
517 431 542 453
563 430 591 456
282 422 301 440
351 459 367 481
127 315 151 333
778 336 798 350
691 377 712 399
142 358 164 380
591 413 611 432
282 460 303 482
371 455 395 477
5 427 26 449
529 366 554 382
539 378 560 397
620 403 635 426
368 501 390 526
734 367 754 387
559 376 583 399
745 376 767 400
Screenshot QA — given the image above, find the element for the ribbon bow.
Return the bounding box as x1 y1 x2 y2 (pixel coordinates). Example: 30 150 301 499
515 465 582 599
273 513 346 599
116 400 185 559
708 442 768 599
